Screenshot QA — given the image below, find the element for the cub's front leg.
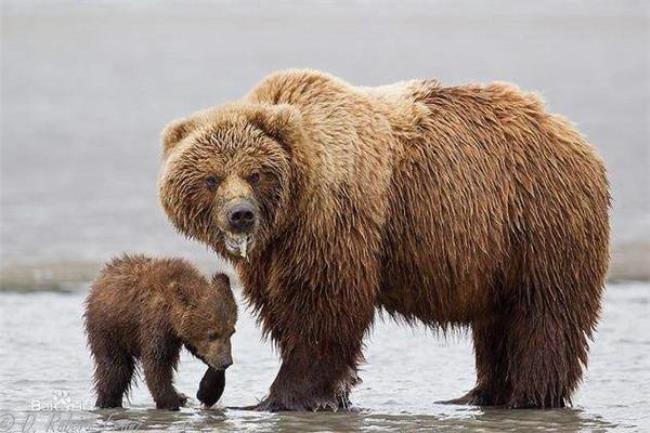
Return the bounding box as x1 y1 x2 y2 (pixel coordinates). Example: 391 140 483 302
141 338 187 410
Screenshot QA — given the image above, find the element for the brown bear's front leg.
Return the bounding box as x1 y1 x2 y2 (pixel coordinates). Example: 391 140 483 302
252 347 362 412
248 270 376 412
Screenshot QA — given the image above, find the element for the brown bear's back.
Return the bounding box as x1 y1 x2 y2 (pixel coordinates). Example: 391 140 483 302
377 80 609 326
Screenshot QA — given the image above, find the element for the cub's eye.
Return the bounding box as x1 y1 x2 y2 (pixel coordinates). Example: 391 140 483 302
205 176 220 190
248 172 261 184
207 331 219 341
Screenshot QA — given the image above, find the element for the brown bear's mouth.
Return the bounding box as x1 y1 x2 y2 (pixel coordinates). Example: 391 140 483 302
223 233 253 260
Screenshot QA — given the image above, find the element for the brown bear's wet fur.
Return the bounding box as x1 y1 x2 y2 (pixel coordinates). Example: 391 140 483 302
84 255 237 410
159 70 610 410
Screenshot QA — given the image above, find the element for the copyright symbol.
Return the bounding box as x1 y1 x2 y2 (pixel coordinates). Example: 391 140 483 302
0 413 14 432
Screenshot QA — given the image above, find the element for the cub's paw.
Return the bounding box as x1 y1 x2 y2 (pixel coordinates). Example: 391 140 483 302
197 368 226 408
155 392 188 411
95 396 123 409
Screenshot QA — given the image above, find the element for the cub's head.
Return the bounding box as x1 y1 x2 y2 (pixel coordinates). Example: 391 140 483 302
159 103 304 261
178 273 237 371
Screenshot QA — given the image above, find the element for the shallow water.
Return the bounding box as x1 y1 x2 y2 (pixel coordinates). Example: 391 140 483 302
1 283 648 432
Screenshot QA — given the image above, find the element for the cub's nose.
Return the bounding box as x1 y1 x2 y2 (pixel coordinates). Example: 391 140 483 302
227 201 256 233
218 353 233 370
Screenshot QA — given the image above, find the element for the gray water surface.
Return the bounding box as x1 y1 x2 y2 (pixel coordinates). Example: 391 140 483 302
1 283 649 432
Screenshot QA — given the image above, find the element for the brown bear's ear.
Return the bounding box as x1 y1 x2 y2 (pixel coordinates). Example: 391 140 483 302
161 117 197 158
250 104 303 151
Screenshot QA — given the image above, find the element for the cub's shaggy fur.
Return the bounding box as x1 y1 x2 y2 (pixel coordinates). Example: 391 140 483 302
84 255 237 410
159 70 610 410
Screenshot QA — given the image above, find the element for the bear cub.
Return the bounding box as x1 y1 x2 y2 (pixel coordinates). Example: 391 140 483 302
84 255 237 410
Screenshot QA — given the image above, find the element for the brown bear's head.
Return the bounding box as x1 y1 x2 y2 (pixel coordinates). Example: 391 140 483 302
159 103 305 261
176 273 237 370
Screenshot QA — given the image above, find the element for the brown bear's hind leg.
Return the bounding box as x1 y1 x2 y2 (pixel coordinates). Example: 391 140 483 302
442 316 511 406
504 305 588 409
93 352 135 409
445 304 589 409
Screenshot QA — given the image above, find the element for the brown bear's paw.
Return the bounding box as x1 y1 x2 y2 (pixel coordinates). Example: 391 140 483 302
335 367 362 410
505 394 567 409
238 393 356 412
155 392 188 411
252 398 336 412
439 387 500 407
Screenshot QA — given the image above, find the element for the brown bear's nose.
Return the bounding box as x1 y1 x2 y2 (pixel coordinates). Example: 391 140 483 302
227 201 256 233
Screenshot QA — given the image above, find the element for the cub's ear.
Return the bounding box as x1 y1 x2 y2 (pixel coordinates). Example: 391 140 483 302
211 273 230 289
250 104 303 150
170 281 194 307
161 117 197 158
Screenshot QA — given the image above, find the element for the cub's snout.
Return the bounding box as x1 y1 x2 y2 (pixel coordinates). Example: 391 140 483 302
205 337 234 371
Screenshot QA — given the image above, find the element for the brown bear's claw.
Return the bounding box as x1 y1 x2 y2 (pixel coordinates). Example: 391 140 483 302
438 388 505 407
229 395 358 412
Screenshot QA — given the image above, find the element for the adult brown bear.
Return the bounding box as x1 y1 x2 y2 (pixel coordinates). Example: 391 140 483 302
159 70 610 410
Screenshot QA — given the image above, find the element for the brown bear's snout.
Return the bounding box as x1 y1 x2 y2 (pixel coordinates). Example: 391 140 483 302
226 200 256 234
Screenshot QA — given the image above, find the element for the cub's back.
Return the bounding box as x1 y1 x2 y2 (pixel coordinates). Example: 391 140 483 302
87 255 156 309
84 255 206 342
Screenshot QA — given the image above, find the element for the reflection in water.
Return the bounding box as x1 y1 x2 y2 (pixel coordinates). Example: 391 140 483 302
92 407 229 432
6 406 616 433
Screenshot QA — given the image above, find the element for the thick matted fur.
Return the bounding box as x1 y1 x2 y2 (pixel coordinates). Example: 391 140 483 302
84 255 237 410
159 70 610 410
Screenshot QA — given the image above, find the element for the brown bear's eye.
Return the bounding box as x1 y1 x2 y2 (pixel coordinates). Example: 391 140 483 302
205 176 220 191
207 331 219 341
248 172 261 184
